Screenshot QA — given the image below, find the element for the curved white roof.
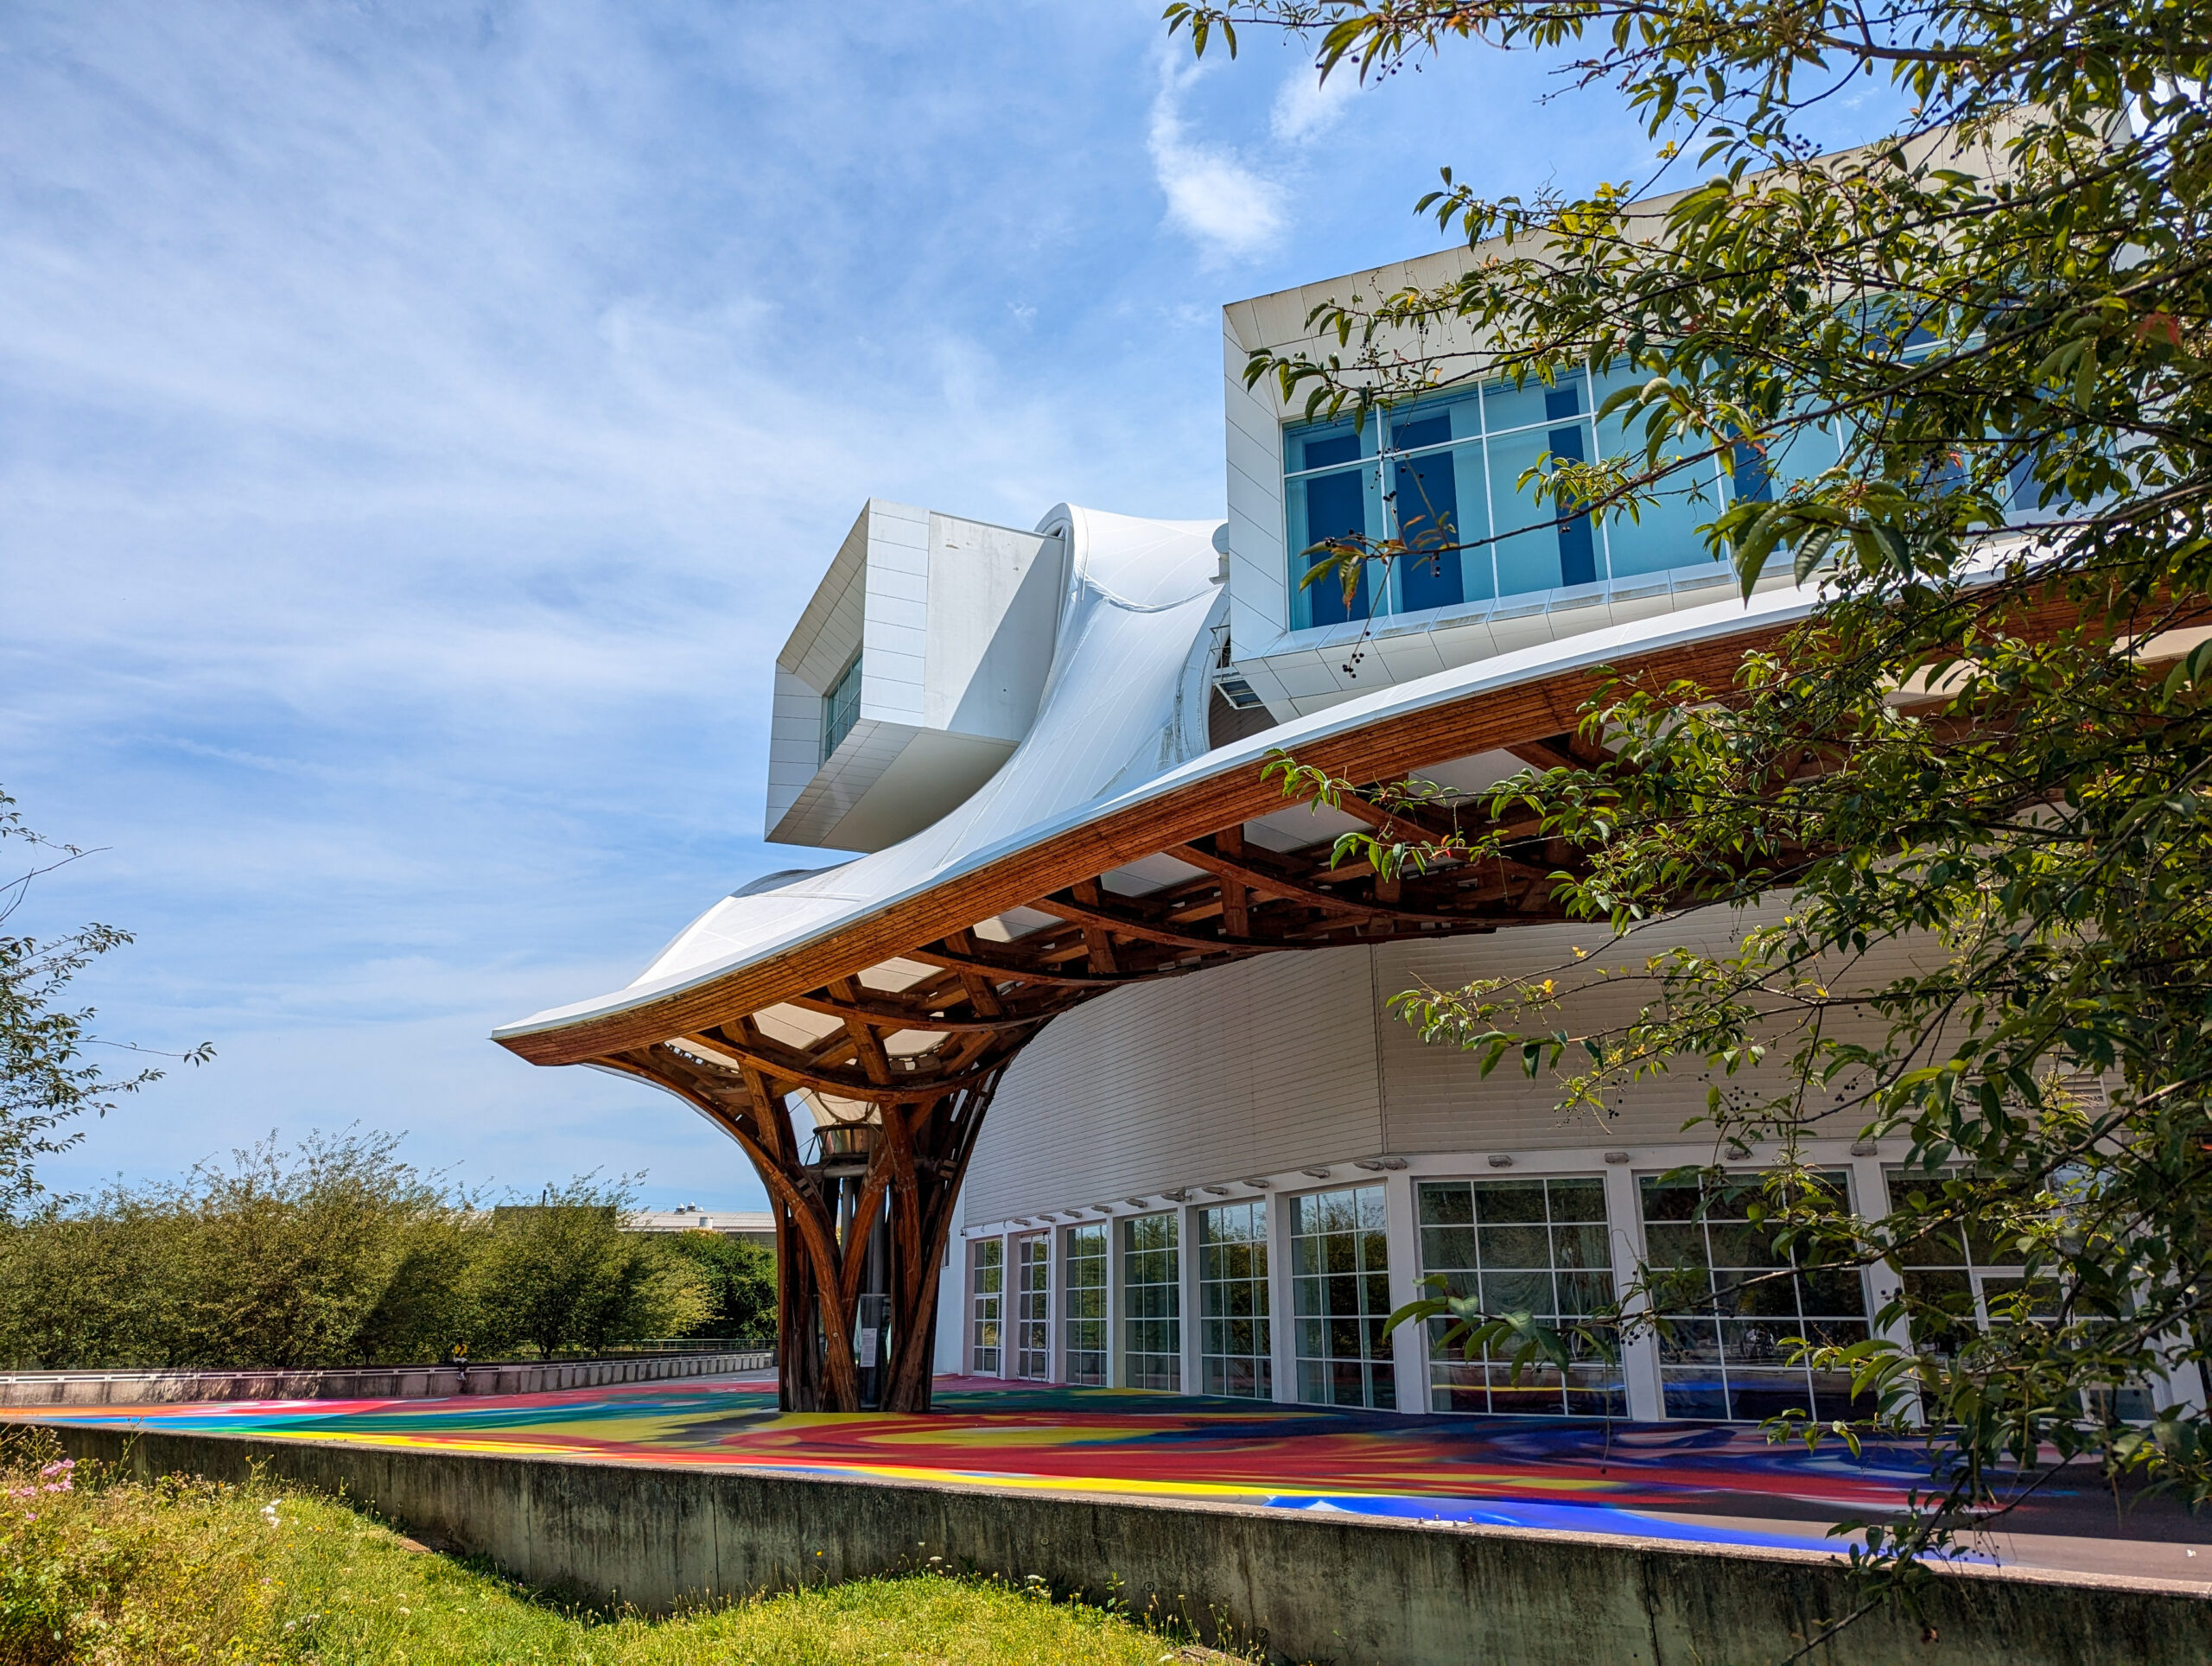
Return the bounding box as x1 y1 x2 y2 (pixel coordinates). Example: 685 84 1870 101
497 506 1814 1048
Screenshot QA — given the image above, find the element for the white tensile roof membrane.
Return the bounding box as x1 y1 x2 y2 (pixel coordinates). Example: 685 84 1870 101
496 504 1813 1048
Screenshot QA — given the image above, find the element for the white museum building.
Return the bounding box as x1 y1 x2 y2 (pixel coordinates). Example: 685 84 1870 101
498 237 2201 1425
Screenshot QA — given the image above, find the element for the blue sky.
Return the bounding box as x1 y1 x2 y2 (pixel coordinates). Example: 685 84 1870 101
2 3 1887 1210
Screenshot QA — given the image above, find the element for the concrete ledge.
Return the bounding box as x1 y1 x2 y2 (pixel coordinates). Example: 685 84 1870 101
0 1351 772 1406
34 1423 2212 1665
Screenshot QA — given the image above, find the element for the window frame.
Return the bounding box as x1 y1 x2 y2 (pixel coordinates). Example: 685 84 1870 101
1012 1230 1051 1381
969 1237 1004 1377
1063 1221 1109 1386
1121 1211 1182 1393
821 652 864 763
1276 363 1837 633
1287 1182 1396 1410
1413 1173 1626 1418
1198 1199 1272 1400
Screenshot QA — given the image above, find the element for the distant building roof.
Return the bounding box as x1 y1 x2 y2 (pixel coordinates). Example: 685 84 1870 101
627 1208 774 1239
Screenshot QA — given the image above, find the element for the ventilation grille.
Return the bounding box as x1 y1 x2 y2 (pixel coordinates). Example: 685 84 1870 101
1212 672 1267 711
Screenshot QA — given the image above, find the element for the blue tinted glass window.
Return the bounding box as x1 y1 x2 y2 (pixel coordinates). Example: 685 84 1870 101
1485 372 1584 434
1281 363 1793 625
1731 436 1775 504
1593 362 1726 581
1548 422 1598 587
1298 468 1370 626
1303 431 1362 469
822 653 863 762
1392 414 1452 451
1393 447 1463 611
1486 421 1600 594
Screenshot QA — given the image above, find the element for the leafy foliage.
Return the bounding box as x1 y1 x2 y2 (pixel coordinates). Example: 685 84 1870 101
1173 0 2212 1620
662 1227 778 1345
474 1183 711 1358
0 788 209 1215
0 1136 727 1370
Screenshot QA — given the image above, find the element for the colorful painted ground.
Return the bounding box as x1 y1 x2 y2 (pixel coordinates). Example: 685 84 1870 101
8 1372 1993 1556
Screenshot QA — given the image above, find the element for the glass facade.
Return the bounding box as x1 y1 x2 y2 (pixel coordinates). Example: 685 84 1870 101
1064 1222 1109 1385
1014 1232 1050 1380
1198 1200 1271 1399
1884 1166 2154 1421
821 652 863 762
1416 1177 1626 1416
1290 1185 1395 1408
1639 1173 1872 1421
1281 365 1845 629
1122 1212 1181 1391
975 1165 2090 1422
969 1237 1003 1375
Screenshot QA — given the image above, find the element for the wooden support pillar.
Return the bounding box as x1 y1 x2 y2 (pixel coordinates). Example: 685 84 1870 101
645 1052 1007 1415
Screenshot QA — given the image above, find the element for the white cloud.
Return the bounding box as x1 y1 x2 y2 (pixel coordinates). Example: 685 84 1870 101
1147 58 1283 262
1270 62 1357 145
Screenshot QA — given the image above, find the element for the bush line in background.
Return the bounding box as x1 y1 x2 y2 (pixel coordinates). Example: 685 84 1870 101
0 1130 775 1371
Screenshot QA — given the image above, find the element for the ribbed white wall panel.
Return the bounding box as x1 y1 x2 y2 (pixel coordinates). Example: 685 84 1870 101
964 946 1385 1223
963 906 1937 1225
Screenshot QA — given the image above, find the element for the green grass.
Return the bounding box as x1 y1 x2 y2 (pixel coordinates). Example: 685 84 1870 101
0 1434 1257 1665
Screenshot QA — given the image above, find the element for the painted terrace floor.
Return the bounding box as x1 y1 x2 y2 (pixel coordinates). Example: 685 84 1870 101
15 1374 2210 1584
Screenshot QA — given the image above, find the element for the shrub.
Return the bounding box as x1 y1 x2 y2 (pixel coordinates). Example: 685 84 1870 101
661 1229 775 1343
0 1136 732 1371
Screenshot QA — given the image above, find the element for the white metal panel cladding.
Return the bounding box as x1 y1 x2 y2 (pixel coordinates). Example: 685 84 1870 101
963 946 1386 1224
961 911 1946 1228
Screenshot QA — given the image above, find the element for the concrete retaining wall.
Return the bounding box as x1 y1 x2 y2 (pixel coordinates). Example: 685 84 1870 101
0 1351 772 1407
35 1422 2212 1666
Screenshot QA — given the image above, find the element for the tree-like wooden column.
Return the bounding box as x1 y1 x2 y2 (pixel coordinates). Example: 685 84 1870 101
606 1041 1007 1412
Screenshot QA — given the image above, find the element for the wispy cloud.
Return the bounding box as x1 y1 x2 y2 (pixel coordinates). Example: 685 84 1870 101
1147 54 1284 262
1 0 1660 1208
1270 60 1358 145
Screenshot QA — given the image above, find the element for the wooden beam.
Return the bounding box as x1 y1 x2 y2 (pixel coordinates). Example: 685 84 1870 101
943 930 1007 1018
1216 823 1252 936
912 944 1197 990
827 977 893 1086
784 991 1037 1034
1069 880 1122 975
1173 838 1470 926
1029 888 1269 957
690 1027 1007 1104
1332 785 1464 848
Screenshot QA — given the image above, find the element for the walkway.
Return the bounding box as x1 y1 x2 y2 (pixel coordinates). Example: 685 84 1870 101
15 1373 2208 1585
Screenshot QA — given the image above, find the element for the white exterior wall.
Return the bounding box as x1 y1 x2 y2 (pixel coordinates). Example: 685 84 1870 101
952 917 1948 1418
967 948 1389 1221
766 501 1065 850
964 917 1855 1226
